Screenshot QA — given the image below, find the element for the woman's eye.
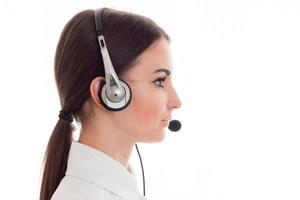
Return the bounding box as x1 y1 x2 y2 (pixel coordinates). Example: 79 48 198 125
153 77 166 88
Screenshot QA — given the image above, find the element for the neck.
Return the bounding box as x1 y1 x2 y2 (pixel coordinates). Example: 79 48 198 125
78 118 135 171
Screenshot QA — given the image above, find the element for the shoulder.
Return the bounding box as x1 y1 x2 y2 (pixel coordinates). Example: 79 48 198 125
51 175 122 200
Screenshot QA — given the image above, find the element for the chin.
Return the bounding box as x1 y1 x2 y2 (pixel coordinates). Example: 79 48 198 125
143 129 166 143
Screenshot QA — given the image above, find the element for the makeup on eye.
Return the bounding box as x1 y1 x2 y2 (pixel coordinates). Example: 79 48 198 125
153 76 167 88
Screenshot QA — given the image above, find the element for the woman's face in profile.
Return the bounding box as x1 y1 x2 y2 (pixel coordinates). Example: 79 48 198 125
115 38 182 143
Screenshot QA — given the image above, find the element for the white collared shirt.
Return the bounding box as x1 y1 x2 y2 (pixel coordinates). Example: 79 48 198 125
51 141 148 200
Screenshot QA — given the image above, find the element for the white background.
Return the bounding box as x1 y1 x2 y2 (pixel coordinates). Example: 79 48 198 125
0 0 299 199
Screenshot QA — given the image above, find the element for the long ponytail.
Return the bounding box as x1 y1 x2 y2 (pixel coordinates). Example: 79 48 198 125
39 119 74 200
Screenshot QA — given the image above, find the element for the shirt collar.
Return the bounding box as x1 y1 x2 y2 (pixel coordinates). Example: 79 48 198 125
65 141 140 200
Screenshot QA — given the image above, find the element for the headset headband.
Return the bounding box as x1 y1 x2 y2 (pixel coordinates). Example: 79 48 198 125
93 8 132 111
95 8 105 36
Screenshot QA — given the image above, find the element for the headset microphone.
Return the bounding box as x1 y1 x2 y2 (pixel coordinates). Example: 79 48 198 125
168 120 181 132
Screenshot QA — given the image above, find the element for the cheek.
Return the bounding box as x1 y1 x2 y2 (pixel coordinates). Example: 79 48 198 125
131 88 163 124
115 84 167 142
138 101 159 123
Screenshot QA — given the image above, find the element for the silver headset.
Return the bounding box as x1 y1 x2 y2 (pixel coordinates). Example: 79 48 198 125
94 8 132 111
94 8 146 196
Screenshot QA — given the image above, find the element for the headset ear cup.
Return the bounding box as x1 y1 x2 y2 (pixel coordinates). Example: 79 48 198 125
97 80 105 104
98 79 132 112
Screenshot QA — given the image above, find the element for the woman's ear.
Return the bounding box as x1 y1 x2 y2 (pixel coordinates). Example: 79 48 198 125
89 76 106 108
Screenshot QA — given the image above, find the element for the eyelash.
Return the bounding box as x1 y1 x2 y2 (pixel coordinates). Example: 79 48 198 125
153 77 167 88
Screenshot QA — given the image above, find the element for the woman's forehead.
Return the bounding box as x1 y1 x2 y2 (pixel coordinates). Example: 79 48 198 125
125 39 173 79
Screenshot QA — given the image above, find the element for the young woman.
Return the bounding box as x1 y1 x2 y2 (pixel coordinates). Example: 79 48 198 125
39 7 182 200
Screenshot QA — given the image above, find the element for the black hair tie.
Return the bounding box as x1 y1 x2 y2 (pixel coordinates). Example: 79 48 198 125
58 110 73 123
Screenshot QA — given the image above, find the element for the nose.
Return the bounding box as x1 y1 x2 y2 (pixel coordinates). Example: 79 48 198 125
167 88 182 110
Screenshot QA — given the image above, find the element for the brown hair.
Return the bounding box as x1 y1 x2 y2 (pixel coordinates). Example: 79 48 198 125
39 8 170 200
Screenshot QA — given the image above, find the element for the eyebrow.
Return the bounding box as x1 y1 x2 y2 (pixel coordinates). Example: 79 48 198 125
154 68 171 76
